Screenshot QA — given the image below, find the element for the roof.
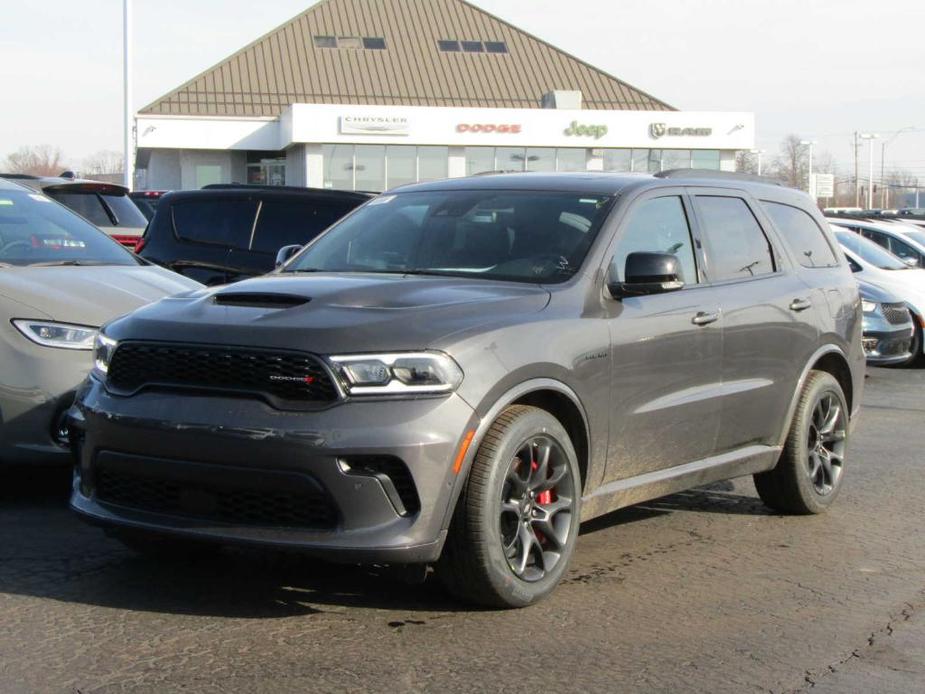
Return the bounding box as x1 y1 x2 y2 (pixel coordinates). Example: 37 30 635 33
0 174 129 195
140 0 673 117
160 185 372 204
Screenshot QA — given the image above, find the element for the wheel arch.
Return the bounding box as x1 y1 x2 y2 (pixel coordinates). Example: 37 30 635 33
778 345 855 447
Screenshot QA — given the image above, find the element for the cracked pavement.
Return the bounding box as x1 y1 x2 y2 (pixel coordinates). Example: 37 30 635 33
1 367 924 693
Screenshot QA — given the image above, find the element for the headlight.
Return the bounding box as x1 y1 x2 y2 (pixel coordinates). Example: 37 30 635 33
329 351 463 395
92 333 118 377
11 320 97 350
861 300 878 314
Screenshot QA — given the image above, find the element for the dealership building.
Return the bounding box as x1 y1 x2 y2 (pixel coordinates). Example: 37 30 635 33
134 0 754 191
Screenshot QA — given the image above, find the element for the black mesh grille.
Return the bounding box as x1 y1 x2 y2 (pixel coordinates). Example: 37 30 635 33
107 342 338 407
95 465 338 529
341 455 420 516
882 303 911 326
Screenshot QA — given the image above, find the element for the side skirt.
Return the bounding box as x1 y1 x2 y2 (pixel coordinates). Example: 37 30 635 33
579 444 781 522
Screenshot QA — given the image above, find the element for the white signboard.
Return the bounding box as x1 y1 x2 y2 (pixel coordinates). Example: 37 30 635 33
812 173 834 198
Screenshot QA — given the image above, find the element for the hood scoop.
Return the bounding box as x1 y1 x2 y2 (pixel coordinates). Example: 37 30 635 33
212 292 311 309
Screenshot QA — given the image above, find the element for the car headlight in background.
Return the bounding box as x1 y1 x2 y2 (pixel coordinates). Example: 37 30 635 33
92 333 118 377
861 300 878 314
11 320 97 350
329 351 463 395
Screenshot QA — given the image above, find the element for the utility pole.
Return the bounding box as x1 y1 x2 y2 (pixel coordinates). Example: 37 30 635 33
123 0 134 191
853 132 860 208
749 149 765 175
800 140 816 196
859 133 879 210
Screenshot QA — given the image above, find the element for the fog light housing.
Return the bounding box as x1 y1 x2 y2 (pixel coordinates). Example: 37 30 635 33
862 337 879 355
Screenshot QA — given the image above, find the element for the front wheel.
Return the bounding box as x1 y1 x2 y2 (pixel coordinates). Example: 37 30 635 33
754 371 849 514
437 405 581 608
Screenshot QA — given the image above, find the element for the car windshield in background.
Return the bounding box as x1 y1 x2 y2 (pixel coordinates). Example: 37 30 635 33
834 230 909 270
900 229 925 248
45 189 148 229
0 190 137 267
284 190 613 283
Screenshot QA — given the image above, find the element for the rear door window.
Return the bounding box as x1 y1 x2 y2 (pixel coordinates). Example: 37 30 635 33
45 191 112 227
171 198 257 249
250 199 355 254
761 201 838 268
695 195 775 281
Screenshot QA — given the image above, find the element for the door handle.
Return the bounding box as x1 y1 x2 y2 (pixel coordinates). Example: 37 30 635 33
789 298 812 312
692 311 719 326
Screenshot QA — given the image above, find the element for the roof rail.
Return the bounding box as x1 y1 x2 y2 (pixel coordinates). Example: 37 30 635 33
200 183 372 198
0 173 40 180
654 169 784 186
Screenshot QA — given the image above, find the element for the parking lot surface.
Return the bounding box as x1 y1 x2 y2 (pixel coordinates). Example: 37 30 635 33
1 367 924 693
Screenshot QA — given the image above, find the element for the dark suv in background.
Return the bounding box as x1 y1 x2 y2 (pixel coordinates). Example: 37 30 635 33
70 171 863 608
137 185 371 285
0 174 148 248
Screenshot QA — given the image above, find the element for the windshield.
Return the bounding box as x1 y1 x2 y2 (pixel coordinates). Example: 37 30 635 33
900 228 925 248
284 190 613 283
833 230 909 270
0 190 138 267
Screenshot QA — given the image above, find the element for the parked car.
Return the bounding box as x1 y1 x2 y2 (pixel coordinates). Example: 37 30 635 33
137 185 371 285
0 174 148 249
829 217 925 268
129 190 168 221
69 171 863 608
832 229 925 366
0 178 202 467
856 279 913 365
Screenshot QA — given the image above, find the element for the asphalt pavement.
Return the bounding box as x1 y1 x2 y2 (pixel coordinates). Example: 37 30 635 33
1 366 923 693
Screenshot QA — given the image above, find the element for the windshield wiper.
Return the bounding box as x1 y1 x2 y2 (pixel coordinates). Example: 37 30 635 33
29 260 109 267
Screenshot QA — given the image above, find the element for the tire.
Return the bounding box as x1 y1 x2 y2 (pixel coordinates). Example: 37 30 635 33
754 371 849 514
437 405 582 608
109 528 219 561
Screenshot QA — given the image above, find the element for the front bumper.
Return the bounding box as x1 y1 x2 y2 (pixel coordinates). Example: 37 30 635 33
68 376 478 563
862 325 914 366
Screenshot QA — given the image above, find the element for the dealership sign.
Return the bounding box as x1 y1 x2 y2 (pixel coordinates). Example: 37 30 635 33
456 123 522 133
649 123 713 139
340 115 410 136
564 121 608 139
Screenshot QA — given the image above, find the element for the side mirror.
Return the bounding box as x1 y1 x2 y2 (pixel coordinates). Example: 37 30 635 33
607 252 685 298
275 244 303 268
902 257 919 267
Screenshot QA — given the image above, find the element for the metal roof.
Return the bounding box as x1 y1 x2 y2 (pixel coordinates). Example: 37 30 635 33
140 0 673 117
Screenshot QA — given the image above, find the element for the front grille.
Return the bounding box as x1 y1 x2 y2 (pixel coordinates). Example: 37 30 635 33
107 342 338 407
880 338 912 356
95 460 338 529
882 302 911 325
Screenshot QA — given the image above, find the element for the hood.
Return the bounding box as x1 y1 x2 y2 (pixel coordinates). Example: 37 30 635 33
0 264 203 326
105 272 551 354
856 278 903 304
857 266 925 315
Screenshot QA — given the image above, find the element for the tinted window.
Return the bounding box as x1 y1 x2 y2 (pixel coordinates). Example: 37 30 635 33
251 200 355 254
362 37 386 49
860 228 889 249
614 196 697 284
286 191 613 284
45 191 112 227
696 196 774 281
171 198 257 249
833 230 909 270
887 236 921 263
762 201 838 268
101 194 148 228
0 190 135 266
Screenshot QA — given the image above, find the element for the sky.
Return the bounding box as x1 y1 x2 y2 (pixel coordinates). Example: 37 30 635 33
1 0 924 181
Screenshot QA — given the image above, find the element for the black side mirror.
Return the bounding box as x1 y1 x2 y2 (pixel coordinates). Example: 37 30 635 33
607 251 685 298
275 244 303 268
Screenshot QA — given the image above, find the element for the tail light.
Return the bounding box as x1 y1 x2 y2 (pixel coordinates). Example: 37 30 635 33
134 236 147 254
111 234 139 249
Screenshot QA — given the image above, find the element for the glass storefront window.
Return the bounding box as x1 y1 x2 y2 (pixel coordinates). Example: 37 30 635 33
323 144 354 190
692 150 721 170
648 150 663 173
661 149 691 170
466 147 495 176
631 149 649 173
556 149 586 172
419 146 448 181
386 145 416 189
355 145 386 191
496 147 525 172
603 149 632 172
525 148 556 172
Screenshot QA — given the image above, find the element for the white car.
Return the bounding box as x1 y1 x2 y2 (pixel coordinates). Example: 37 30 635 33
829 217 925 268
833 228 925 365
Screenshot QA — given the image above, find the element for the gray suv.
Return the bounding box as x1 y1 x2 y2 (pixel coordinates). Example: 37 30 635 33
69 171 864 608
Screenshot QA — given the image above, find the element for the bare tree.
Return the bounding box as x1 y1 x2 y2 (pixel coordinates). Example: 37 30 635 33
735 150 760 175
81 150 124 176
2 145 65 176
767 134 806 189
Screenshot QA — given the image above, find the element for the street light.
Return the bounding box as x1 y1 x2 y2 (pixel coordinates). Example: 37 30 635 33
880 127 916 208
800 140 816 195
749 149 765 175
858 133 879 210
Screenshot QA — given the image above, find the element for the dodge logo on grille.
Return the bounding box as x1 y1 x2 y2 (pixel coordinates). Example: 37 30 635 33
269 375 316 385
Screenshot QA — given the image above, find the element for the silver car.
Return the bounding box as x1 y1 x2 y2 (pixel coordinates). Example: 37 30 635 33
0 178 201 466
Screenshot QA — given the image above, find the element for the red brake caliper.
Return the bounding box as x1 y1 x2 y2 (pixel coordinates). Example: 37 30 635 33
532 460 553 505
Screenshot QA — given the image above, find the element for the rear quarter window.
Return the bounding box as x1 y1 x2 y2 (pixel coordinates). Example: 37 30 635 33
761 201 839 268
170 198 257 248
